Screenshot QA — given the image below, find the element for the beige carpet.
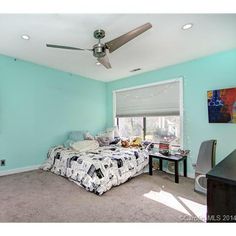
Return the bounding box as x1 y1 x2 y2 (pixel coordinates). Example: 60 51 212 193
0 169 206 222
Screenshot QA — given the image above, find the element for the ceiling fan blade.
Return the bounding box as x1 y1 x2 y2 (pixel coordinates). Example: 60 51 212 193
46 44 87 51
98 55 112 69
105 22 152 53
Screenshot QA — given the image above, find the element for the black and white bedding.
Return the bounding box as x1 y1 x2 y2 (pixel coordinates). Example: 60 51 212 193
42 145 149 195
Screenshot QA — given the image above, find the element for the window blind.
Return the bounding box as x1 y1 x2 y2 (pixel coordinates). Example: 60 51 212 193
115 81 180 117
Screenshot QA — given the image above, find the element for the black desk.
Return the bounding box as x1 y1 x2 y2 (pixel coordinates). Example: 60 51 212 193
149 152 187 183
206 149 236 222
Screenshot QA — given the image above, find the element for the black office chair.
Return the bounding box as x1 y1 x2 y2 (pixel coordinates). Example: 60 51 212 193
193 140 217 194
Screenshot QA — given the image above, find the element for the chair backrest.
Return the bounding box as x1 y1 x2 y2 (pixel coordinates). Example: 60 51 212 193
195 139 217 174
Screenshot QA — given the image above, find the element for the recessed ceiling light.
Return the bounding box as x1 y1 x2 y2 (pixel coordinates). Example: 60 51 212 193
96 62 101 66
130 68 141 72
182 23 193 30
21 34 30 40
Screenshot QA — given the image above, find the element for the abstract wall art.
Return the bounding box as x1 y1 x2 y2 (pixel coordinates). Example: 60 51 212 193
208 87 236 123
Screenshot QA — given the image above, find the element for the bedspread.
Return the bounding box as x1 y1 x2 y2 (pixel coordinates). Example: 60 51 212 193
42 146 149 195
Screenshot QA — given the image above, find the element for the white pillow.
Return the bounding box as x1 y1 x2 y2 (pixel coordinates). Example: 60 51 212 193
71 140 99 152
83 131 95 140
106 126 120 138
100 130 114 140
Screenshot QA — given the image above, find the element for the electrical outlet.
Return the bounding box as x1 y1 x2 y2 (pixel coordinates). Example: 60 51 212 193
0 159 6 166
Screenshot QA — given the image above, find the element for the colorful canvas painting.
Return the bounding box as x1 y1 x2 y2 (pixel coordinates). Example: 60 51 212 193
208 87 236 123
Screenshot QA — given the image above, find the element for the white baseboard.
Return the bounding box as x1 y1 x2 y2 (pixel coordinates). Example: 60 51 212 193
186 173 195 179
0 165 41 177
165 171 195 179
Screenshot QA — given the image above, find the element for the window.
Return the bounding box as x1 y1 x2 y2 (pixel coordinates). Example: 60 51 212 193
117 116 180 145
145 116 180 144
118 117 143 138
114 79 182 146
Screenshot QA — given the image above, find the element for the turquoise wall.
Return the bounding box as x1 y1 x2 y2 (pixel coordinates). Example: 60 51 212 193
1 49 236 176
0 54 106 172
106 49 236 177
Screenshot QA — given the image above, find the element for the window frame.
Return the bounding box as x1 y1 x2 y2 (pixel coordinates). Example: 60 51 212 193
113 77 184 148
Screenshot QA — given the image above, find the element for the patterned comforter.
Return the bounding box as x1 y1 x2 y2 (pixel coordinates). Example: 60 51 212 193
42 145 149 195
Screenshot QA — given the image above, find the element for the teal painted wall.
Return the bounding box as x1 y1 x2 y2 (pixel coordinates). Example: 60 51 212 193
1 49 236 176
106 49 236 177
0 54 106 172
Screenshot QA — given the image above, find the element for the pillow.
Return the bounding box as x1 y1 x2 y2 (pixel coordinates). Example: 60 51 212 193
106 126 120 138
95 130 114 146
95 136 111 146
68 131 84 141
63 131 85 148
63 139 74 148
83 131 95 140
99 130 114 140
71 140 99 152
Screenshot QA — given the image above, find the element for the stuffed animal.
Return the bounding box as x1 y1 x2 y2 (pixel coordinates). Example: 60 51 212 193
121 140 130 148
130 137 142 147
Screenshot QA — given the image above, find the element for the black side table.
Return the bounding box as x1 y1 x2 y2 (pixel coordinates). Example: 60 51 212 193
149 153 187 183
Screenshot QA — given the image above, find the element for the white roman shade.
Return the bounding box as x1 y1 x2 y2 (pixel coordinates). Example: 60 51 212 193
115 80 180 117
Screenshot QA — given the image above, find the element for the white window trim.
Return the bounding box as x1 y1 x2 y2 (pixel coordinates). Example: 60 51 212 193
113 77 184 148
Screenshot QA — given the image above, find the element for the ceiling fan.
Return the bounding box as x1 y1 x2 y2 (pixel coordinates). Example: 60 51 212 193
46 22 152 69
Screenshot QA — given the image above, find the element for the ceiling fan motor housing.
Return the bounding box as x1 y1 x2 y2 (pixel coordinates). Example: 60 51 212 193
93 43 106 58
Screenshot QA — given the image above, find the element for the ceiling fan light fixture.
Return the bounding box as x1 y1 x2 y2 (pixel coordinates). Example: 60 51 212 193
21 34 30 40
182 23 193 30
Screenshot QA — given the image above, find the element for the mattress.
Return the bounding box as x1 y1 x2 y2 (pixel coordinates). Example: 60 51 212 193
42 145 149 195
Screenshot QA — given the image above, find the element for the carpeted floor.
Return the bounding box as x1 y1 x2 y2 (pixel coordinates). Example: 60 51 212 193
0 169 206 222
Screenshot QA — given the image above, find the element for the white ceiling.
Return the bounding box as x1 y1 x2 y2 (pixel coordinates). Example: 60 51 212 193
0 14 236 82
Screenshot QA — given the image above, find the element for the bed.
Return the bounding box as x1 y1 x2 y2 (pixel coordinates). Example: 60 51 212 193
42 145 149 195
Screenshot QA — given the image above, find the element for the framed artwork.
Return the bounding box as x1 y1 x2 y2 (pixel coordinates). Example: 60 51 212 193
207 87 236 123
